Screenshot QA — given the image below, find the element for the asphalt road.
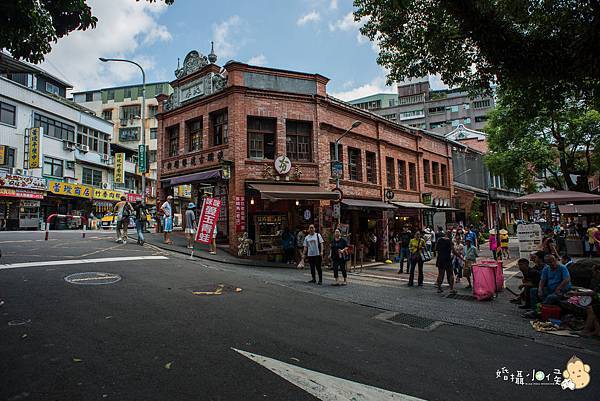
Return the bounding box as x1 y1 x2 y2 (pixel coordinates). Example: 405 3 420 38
0 231 598 401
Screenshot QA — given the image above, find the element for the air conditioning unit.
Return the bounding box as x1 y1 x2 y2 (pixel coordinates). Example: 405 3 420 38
66 161 75 170
78 144 90 153
64 141 76 151
101 154 110 162
9 168 23 175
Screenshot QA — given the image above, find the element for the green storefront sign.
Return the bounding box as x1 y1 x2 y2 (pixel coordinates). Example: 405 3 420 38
138 144 148 173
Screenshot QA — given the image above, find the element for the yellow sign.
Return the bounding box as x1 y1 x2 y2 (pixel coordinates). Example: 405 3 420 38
93 188 124 201
174 184 192 199
47 180 92 198
28 128 41 168
114 153 125 184
0 145 5 165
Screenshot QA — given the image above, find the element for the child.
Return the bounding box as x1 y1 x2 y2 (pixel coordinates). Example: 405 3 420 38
489 229 498 260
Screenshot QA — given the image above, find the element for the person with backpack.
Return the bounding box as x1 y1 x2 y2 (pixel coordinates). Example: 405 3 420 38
408 231 426 287
302 224 324 285
330 228 349 286
113 196 133 244
133 199 148 246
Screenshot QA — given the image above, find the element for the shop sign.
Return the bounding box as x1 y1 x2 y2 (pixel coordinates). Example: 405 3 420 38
0 145 5 165
274 155 292 175
93 188 123 201
138 144 148 173
48 180 92 199
0 173 46 191
385 189 394 200
21 200 40 207
28 127 41 168
114 153 125 184
333 203 341 219
0 188 45 200
235 196 246 232
255 215 285 225
127 193 143 203
422 192 432 205
195 197 222 244
303 209 312 221
174 184 191 199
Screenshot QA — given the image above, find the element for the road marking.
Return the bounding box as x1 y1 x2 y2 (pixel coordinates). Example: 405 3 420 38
0 256 168 270
232 348 426 401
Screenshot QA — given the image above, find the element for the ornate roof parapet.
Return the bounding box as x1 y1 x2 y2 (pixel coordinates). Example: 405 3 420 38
174 50 209 79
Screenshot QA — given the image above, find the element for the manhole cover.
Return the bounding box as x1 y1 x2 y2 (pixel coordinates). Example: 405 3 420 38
387 312 437 329
64 272 122 285
446 293 477 301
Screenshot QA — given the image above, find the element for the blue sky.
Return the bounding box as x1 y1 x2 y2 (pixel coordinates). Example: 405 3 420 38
41 0 402 100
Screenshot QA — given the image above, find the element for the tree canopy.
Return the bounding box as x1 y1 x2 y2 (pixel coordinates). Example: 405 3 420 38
0 0 174 63
485 87 600 192
355 0 600 104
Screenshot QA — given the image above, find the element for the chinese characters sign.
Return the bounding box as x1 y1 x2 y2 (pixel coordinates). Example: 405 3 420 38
93 188 124 201
127 193 143 203
0 173 46 191
235 196 246 232
114 153 125 184
48 180 92 198
138 144 148 173
0 145 5 165
180 81 205 102
0 188 44 199
195 197 222 244
28 128 41 168
274 155 292 175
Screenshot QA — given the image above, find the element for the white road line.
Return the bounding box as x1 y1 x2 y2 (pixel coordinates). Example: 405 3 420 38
0 256 168 270
233 348 426 401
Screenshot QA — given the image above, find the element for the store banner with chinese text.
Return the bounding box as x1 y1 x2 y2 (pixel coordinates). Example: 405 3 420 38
195 197 222 244
114 153 125 184
93 188 124 202
28 127 41 168
0 173 46 191
47 180 92 198
235 196 246 232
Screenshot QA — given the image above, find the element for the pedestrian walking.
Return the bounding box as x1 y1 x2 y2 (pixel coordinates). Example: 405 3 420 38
499 228 510 259
463 238 478 289
452 235 464 282
408 231 426 287
330 229 348 286
282 227 296 264
161 195 173 245
302 224 324 284
489 228 498 260
113 196 133 244
184 202 196 249
435 230 455 294
133 200 148 245
423 226 434 254
397 228 411 274
587 223 597 257
209 225 218 255
296 228 306 268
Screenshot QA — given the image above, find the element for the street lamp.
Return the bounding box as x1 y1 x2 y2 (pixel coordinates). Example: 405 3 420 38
334 120 361 226
99 57 147 204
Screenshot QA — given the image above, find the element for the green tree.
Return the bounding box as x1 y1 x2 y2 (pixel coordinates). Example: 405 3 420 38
469 197 481 225
0 0 174 63
355 0 600 104
485 87 600 192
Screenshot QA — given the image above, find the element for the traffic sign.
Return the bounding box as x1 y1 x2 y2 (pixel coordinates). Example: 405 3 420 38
138 144 148 173
331 161 343 179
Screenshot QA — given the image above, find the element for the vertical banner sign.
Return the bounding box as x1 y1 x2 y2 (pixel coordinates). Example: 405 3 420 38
28 128 41 168
195 197 222 244
235 196 246 232
0 145 5 165
114 153 125 184
138 144 147 173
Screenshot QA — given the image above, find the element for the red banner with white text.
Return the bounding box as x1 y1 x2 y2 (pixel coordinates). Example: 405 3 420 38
194 197 222 244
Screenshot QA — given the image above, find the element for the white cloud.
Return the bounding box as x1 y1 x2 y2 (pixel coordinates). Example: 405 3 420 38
330 0 338 9
331 73 396 102
41 0 172 91
297 11 321 26
246 54 267 66
212 16 242 59
329 12 372 47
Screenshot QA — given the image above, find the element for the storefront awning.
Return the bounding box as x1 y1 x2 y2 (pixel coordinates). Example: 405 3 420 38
392 201 435 210
436 207 461 212
342 199 397 210
249 183 339 201
162 169 222 187
558 204 600 214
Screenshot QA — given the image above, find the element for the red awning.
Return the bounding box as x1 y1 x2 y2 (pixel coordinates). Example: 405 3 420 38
515 190 600 204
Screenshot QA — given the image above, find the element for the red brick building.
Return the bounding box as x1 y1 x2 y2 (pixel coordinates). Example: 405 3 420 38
156 50 454 261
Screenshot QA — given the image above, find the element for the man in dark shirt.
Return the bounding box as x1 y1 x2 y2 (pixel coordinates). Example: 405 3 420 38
511 258 541 309
397 228 412 274
133 200 147 246
435 231 455 294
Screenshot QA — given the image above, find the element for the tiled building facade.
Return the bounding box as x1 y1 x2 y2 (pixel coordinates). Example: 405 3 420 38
156 50 455 260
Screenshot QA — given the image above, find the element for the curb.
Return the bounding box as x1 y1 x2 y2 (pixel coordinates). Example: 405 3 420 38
146 240 296 269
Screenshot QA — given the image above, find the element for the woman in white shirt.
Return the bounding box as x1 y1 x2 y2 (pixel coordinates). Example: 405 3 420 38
302 224 324 284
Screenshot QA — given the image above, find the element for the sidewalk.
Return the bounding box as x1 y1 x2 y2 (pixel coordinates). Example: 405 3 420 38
144 231 295 269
